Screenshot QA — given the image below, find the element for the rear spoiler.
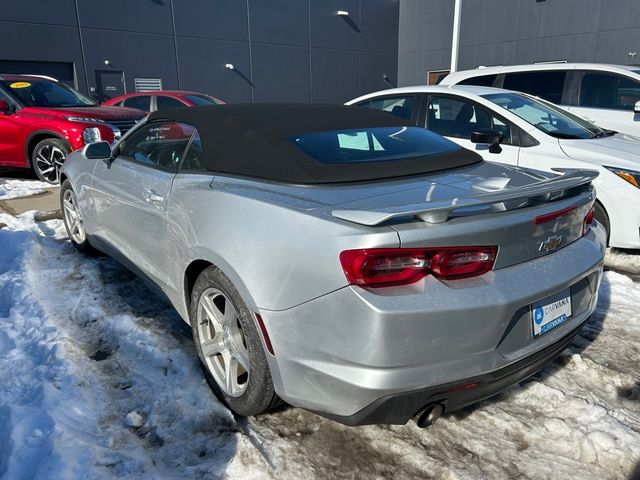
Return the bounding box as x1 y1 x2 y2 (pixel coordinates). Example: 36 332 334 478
332 170 598 226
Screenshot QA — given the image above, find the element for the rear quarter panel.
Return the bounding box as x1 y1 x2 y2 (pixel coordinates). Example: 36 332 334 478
164 174 401 321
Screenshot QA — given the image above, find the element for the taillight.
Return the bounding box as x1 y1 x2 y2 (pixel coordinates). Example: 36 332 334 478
583 206 595 235
339 246 497 288
534 206 576 225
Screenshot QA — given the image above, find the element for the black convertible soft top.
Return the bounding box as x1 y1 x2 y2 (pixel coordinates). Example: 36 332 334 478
148 103 482 184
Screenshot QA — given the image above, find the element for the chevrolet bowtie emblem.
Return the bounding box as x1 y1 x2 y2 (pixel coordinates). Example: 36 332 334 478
539 235 563 252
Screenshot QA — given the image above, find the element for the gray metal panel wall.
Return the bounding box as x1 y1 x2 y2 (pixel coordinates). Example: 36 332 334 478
398 0 640 86
0 0 399 104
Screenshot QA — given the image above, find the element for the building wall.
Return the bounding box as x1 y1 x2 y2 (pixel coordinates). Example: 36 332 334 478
398 0 640 86
0 0 399 104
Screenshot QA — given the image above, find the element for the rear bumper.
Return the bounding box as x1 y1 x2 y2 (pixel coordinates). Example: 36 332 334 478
317 321 584 426
260 224 605 424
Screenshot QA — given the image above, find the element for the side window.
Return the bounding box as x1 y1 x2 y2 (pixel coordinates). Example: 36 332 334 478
119 122 197 171
179 132 205 172
367 96 416 120
123 95 151 112
502 71 566 104
458 74 497 87
426 96 511 143
579 72 640 110
156 95 187 111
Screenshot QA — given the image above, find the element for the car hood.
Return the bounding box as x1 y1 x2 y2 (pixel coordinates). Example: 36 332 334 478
559 133 640 170
25 105 145 119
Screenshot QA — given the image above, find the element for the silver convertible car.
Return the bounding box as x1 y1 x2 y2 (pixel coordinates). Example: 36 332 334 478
60 104 605 427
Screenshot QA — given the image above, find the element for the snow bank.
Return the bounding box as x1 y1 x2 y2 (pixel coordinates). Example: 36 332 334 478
605 248 640 275
0 211 639 479
0 179 51 200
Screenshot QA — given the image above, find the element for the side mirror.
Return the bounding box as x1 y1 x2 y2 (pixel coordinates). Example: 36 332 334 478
471 129 503 154
83 141 112 160
0 100 11 115
634 101 640 114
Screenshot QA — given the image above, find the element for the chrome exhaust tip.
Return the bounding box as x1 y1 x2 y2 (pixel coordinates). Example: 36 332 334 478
414 403 444 428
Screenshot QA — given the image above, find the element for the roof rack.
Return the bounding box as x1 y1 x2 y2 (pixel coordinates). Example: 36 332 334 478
533 60 568 64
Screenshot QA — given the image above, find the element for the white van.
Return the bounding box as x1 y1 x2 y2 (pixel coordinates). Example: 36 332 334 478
441 63 640 137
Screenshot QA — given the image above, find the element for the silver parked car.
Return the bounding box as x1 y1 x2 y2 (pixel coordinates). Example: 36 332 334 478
60 104 605 427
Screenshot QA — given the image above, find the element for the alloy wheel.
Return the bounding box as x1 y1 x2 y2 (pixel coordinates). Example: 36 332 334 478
197 288 250 397
35 143 66 183
62 188 87 245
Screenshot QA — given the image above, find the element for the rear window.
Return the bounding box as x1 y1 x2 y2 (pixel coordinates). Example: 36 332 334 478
184 94 222 106
458 74 497 87
290 126 460 164
502 71 566 104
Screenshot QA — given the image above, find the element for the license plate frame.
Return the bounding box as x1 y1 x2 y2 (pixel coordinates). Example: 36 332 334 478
531 288 572 336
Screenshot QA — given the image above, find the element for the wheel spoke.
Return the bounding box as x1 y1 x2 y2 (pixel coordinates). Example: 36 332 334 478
223 351 235 393
223 299 237 326
37 154 51 166
201 332 225 358
233 346 250 372
201 295 224 330
63 199 75 213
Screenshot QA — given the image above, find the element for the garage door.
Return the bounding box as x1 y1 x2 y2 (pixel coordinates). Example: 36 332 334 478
0 60 76 87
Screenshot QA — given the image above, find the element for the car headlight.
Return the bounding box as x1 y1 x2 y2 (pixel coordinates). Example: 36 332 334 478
66 116 105 123
605 167 640 188
83 127 102 144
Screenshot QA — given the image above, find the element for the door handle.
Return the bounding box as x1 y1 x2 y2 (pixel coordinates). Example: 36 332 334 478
144 189 164 204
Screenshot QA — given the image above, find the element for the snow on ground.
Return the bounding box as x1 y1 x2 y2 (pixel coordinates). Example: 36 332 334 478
0 212 639 479
605 248 640 275
0 179 51 200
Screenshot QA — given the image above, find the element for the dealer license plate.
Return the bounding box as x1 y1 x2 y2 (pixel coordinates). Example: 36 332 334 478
531 288 572 336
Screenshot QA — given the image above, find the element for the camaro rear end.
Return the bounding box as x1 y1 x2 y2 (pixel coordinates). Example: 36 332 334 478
60 104 606 427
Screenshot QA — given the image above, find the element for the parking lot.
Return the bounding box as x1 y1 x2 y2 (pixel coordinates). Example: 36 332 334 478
3 0 640 478
0 178 638 480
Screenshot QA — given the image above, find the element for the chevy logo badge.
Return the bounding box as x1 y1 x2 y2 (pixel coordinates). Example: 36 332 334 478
539 235 563 252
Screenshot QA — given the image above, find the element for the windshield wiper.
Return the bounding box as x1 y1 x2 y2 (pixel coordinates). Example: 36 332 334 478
546 132 583 139
593 129 617 138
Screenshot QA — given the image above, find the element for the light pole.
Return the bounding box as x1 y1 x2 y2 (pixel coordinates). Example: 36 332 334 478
450 0 462 73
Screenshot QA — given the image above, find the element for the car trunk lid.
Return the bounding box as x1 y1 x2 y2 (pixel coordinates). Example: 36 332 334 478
329 163 597 269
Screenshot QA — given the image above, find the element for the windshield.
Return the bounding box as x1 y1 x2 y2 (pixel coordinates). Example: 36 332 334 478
0 79 96 107
483 92 603 139
290 126 460 164
184 94 221 106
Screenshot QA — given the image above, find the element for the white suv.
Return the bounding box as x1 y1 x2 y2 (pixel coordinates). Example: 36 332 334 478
441 63 640 137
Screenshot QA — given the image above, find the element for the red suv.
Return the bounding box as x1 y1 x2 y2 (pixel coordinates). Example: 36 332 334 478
0 74 145 182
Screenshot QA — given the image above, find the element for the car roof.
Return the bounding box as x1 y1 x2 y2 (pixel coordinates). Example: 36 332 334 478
0 74 58 82
122 90 209 97
441 63 640 84
147 103 480 184
346 84 509 104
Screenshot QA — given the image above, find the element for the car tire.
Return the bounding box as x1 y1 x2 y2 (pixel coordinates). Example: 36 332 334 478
190 266 281 416
60 179 96 254
32 137 71 184
593 201 610 245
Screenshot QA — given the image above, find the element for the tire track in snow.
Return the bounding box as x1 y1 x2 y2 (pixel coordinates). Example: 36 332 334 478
2 215 244 479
